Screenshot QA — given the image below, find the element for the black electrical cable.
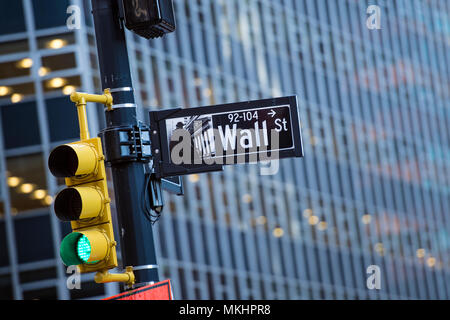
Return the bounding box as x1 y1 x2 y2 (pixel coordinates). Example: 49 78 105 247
144 174 158 225
142 172 161 225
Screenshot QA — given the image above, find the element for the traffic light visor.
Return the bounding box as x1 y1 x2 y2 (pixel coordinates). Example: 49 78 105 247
48 143 97 177
54 187 103 221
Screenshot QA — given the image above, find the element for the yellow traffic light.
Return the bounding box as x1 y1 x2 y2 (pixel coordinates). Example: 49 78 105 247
49 137 118 273
48 89 135 287
48 89 116 274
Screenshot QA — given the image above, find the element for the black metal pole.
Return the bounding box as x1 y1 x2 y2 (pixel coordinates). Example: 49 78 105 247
91 0 159 289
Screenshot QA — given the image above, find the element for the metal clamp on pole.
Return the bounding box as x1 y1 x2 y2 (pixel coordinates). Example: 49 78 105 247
70 88 113 109
69 89 114 141
100 122 152 165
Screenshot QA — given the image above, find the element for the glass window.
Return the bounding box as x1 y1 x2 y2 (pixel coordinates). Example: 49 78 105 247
0 39 29 56
87 34 96 47
90 52 98 70
37 32 75 50
14 215 54 264
32 0 70 30
0 220 9 267
19 266 56 284
92 76 101 92
41 52 77 75
6 153 49 214
0 59 32 80
0 82 35 105
69 281 105 300
43 75 81 94
0 1 26 35
23 286 57 300
60 220 72 240
45 96 79 142
0 274 12 299
1 100 41 149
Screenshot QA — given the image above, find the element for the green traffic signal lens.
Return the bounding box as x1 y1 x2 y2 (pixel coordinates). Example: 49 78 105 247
76 234 91 263
60 232 99 266
60 232 84 266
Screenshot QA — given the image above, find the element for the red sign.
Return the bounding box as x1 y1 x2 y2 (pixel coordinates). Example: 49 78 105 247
103 279 173 300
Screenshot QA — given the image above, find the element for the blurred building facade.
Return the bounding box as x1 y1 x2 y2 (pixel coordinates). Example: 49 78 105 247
0 0 449 299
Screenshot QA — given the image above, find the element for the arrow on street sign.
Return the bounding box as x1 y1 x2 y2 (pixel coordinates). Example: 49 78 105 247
149 96 304 178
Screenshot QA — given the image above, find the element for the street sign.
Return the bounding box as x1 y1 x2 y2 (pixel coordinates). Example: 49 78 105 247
149 96 304 178
103 279 173 300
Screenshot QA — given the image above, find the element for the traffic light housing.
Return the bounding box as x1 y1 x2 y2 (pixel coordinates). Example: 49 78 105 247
49 135 118 273
122 0 175 39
